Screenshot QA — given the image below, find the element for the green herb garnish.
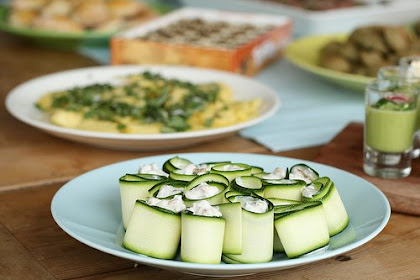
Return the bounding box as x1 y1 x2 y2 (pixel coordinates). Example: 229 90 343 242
38 73 222 133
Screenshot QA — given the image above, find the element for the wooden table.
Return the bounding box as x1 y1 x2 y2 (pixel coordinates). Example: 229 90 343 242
1 33 419 280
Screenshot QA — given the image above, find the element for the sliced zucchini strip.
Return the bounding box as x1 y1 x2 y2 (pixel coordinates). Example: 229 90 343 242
162 156 193 173
224 194 274 263
119 174 143 181
302 177 331 201
217 202 242 254
263 179 306 201
273 200 303 214
137 174 167 181
274 202 329 258
221 254 242 264
224 190 244 200
119 176 162 229
252 172 269 179
250 166 264 175
169 171 198 182
231 176 264 195
181 211 225 264
185 173 229 190
123 201 181 259
321 184 349 236
273 227 284 253
267 197 301 206
302 177 349 236
201 161 231 169
272 199 303 253
211 163 252 182
120 173 166 182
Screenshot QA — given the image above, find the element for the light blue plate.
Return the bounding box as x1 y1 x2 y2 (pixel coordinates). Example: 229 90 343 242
51 153 390 277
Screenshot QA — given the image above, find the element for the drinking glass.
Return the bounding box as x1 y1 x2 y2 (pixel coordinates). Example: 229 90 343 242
377 65 401 90
399 56 420 158
363 80 418 178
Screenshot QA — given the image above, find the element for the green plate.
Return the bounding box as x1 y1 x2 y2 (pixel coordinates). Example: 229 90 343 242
285 34 373 92
0 5 117 49
0 2 177 49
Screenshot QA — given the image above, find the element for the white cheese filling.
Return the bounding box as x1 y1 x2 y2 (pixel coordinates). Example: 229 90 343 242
233 196 268 213
301 184 319 198
261 167 286 180
289 166 316 184
156 185 184 198
265 179 299 185
147 195 186 213
138 163 168 177
174 164 208 175
197 163 213 171
184 182 221 199
220 164 244 171
187 200 222 217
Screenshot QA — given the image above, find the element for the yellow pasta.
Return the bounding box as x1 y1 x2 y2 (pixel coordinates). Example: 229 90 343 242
36 72 261 134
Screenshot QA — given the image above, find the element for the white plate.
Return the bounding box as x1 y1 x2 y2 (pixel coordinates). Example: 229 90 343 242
51 153 390 277
5 66 279 150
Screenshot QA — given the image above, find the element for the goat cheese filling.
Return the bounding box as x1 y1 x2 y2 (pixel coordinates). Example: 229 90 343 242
187 200 222 217
156 185 184 198
174 164 208 175
233 196 268 213
261 167 286 180
289 166 316 184
301 184 319 198
138 163 168 177
220 164 245 171
184 182 221 199
147 195 186 213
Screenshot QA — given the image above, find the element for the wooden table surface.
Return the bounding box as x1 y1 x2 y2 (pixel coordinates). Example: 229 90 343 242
1 33 419 280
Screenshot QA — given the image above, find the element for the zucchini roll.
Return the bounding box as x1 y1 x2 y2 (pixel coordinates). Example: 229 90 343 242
224 194 274 263
183 173 229 206
301 177 349 236
274 201 330 258
119 172 166 229
181 201 225 264
123 195 185 259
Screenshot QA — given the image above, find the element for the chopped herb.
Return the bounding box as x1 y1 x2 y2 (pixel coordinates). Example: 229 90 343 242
373 97 415 111
124 84 138 97
35 103 44 111
166 116 190 131
117 124 127 130
39 72 225 133
161 126 177 133
51 95 70 108
204 117 214 127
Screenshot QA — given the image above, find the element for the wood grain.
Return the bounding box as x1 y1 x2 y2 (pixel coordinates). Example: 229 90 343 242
0 223 55 280
314 123 420 216
0 183 419 280
0 184 133 279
